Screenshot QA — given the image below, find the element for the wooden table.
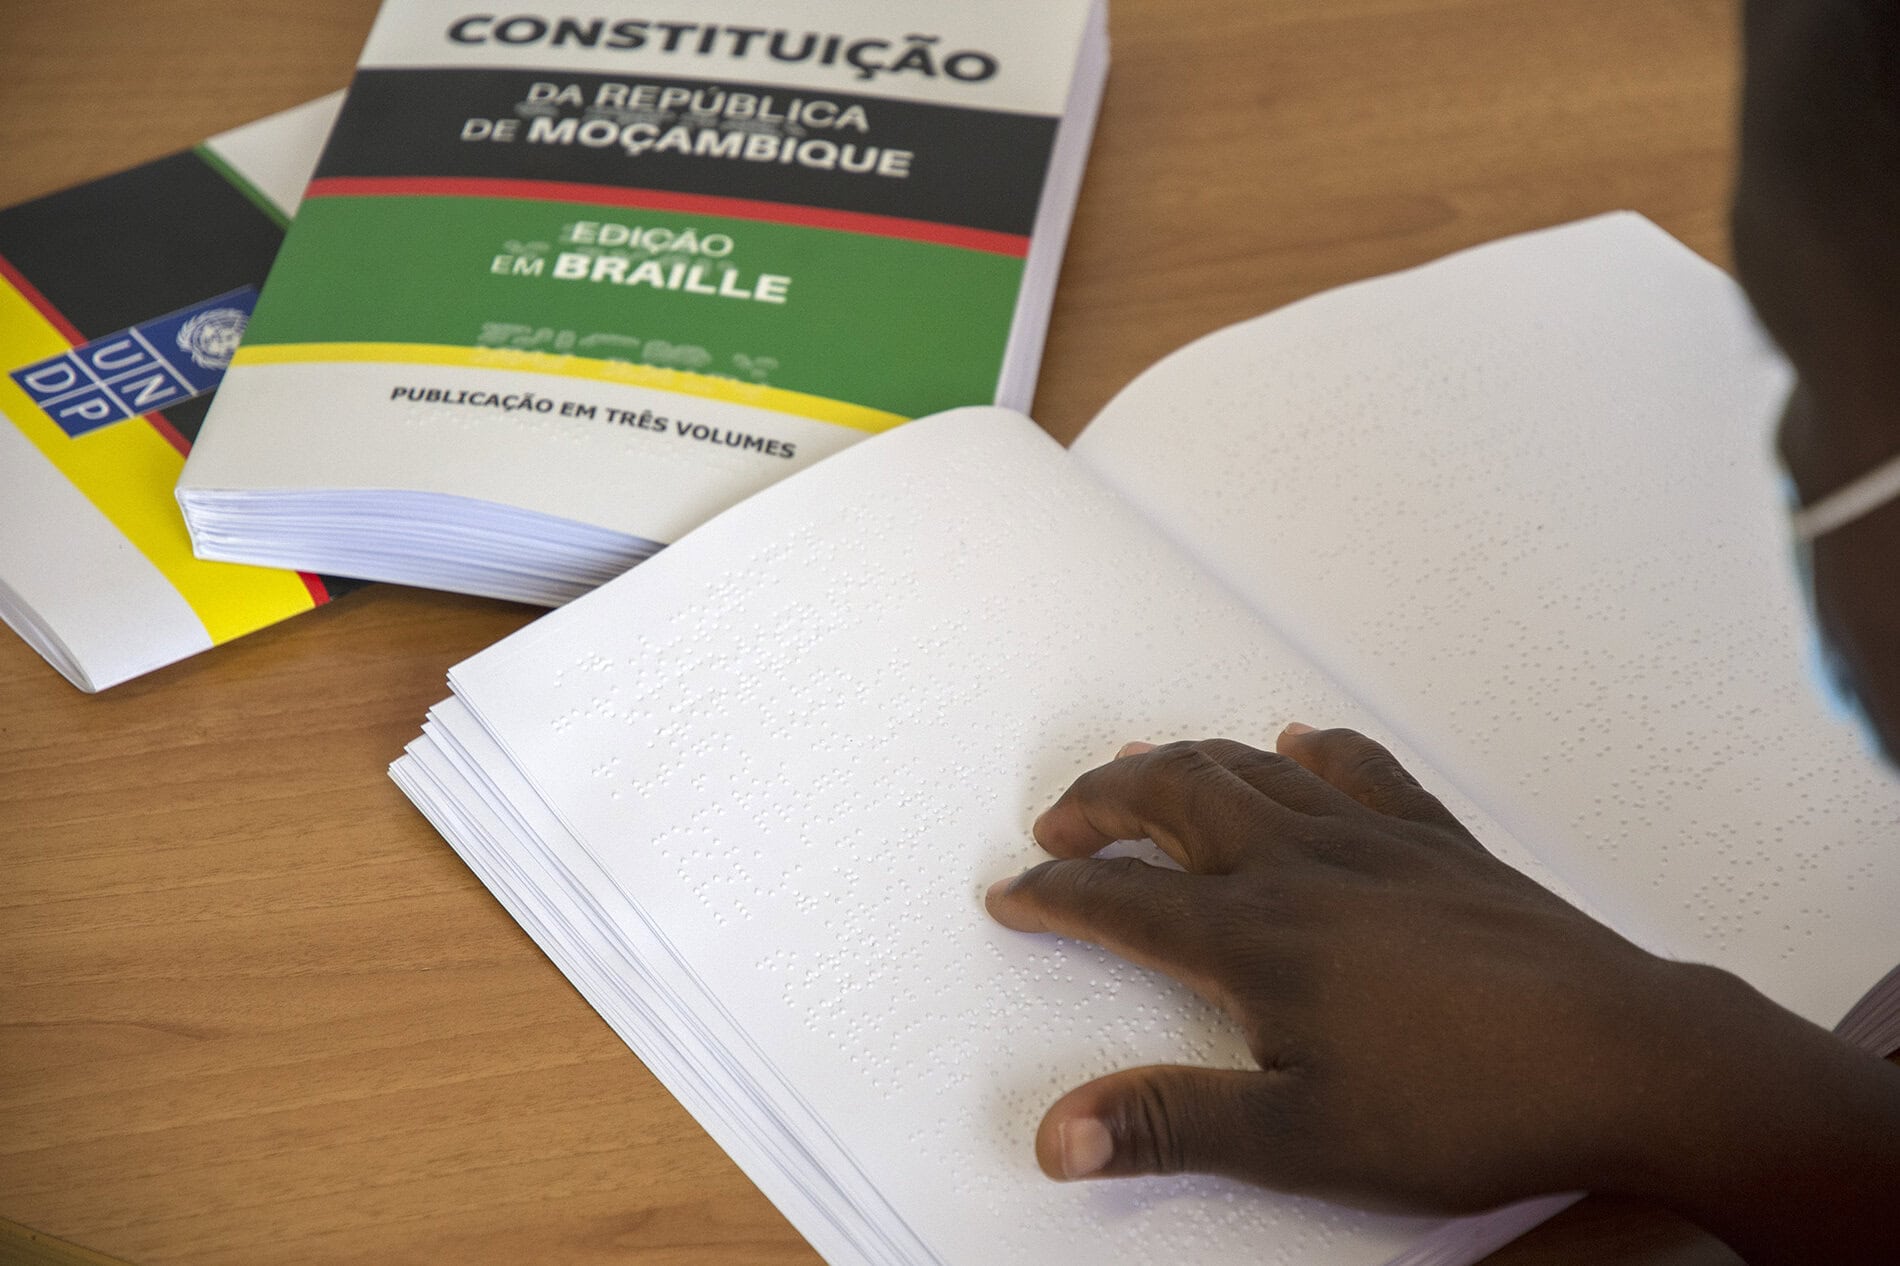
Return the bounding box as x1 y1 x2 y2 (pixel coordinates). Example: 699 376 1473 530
0 2 1750 1262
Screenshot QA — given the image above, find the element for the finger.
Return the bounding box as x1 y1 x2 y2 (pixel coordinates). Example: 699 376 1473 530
986 857 1222 996
1274 724 1477 840
1034 1065 1314 1188
1190 736 1367 818
1034 742 1290 873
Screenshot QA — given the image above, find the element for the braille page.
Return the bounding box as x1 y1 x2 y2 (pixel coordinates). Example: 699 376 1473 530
447 408 1568 1266
394 718 910 1266
1072 213 1900 1031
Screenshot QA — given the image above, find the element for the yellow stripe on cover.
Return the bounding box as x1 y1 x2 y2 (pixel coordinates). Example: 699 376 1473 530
0 278 315 644
232 342 910 435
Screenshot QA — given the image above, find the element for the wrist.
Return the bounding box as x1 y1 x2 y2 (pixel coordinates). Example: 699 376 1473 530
1609 962 1900 1263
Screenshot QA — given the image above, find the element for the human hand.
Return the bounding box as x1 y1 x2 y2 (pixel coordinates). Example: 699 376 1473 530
984 726 1900 1245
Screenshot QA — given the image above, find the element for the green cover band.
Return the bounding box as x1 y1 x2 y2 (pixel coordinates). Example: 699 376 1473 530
245 192 1024 419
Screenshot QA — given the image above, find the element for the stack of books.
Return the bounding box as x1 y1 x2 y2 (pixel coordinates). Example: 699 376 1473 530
4 0 1107 677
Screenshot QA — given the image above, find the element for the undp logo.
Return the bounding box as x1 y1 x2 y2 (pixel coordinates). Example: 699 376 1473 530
176 305 249 371
9 287 258 437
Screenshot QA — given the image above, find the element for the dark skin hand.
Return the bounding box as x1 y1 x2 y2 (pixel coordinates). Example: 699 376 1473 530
987 731 1900 1263
990 2 1900 1260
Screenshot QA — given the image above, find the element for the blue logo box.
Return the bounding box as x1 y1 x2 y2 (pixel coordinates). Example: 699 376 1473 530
10 286 259 437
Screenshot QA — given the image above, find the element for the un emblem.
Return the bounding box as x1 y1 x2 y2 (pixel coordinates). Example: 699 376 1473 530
176 306 249 371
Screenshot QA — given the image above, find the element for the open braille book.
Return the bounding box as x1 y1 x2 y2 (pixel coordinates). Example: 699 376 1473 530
392 215 1900 1266
178 0 1109 606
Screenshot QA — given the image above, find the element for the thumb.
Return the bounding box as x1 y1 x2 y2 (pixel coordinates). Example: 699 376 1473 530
1034 1065 1304 1186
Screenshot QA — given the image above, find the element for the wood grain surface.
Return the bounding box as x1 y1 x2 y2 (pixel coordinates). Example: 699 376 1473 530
1 2 1755 1262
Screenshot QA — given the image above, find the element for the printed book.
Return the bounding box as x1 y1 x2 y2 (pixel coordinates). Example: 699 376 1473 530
179 0 1110 605
0 96 356 692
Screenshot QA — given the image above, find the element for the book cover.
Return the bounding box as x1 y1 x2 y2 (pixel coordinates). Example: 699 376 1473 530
179 0 1109 603
0 96 357 692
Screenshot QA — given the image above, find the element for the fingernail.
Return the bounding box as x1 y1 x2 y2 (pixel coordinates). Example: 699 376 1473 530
1058 1117 1114 1179
1116 740 1156 758
1281 721 1315 737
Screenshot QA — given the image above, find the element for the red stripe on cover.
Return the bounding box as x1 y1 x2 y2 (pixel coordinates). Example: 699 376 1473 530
142 410 191 456
1 251 193 455
297 572 332 605
303 175 1032 258
0 251 86 343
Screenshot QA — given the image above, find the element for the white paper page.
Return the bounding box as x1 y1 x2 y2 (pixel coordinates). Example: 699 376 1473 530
1071 213 1900 1028
393 732 897 1266
448 406 1575 1266
414 695 940 1264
